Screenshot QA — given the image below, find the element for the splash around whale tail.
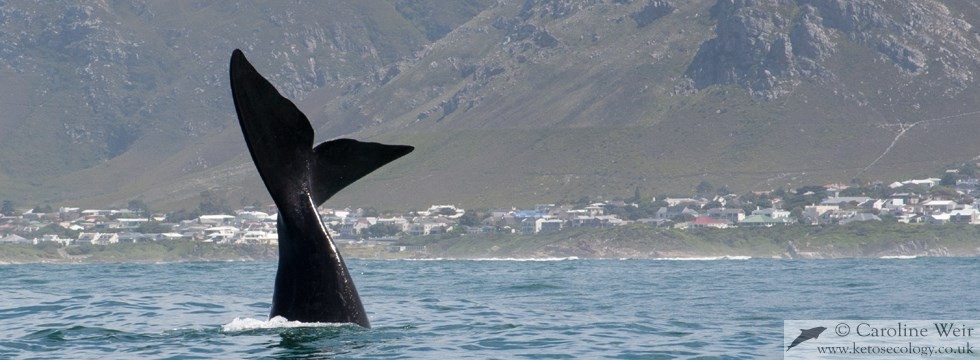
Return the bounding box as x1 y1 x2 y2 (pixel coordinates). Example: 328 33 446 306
229 49 413 207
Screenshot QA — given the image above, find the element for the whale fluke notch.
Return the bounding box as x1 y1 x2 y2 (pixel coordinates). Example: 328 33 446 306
229 49 413 327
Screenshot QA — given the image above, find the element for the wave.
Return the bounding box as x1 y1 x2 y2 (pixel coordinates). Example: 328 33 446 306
879 255 918 259
466 257 580 262
390 257 581 262
220 316 347 332
654 256 752 261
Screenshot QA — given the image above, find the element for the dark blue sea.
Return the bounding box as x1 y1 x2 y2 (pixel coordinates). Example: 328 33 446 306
1 257 979 359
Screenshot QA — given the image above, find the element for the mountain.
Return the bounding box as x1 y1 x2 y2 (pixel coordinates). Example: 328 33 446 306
0 0 491 210
2 0 980 211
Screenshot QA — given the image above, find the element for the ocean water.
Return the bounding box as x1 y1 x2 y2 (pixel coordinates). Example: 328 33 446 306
1 257 979 359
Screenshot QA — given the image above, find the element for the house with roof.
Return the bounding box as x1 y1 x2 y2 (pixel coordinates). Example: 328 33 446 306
156 233 187 241
894 213 923 224
684 216 731 229
339 218 373 237
376 217 410 233
117 218 149 230
117 232 153 243
927 213 951 225
656 205 700 220
77 232 119 245
751 208 791 218
583 204 605 216
663 197 707 208
821 197 873 208
238 231 278 245
635 218 669 227
888 193 921 205
706 208 745 223
204 226 238 243
0 234 30 244
425 205 465 218
408 219 453 236
838 213 882 225
922 200 957 214
820 209 858 224
949 208 980 224
532 218 564 234
824 183 850 197
891 178 942 189
802 204 839 224
237 211 274 222
199 214 236 226
464 225 498 235
39 234 73 246
739 215 793 227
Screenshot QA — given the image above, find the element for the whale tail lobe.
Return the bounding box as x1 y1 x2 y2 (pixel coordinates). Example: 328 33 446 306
229 49 413 207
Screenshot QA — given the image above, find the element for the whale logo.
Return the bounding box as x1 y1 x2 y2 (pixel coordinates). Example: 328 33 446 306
786 326 827 351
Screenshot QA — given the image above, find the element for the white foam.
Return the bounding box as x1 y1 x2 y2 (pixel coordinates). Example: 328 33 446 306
654 255 752 261
393 257 580 262
467 257 580 262
220 316 344 332
879 255 918 259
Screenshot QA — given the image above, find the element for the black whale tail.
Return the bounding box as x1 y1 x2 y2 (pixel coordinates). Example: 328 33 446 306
230 49 412 328
229 49 413 207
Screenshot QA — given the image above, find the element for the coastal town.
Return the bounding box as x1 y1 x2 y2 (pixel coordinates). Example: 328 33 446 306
1 167 979 252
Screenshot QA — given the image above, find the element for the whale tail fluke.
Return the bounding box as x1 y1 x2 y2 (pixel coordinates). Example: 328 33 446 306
231 49 412 327
230 49 413 206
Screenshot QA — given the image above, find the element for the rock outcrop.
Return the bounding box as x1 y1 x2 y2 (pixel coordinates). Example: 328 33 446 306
686 0 980 99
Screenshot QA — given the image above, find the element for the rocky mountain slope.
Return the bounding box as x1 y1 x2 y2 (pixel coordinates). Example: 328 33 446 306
2 0 980 211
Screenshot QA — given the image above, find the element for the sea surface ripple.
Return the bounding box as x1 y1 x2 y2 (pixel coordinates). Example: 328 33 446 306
1 257 979 358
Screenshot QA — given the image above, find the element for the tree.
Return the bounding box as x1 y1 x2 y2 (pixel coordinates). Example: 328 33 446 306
138 221 174 234
790 207 804 220
167 208 199 222
458 211 481 227
702 200 724 210
796 185 826 195
2 200 17 216
361 207 380 217
960 163 977 177
781 185 828 211
940 173 957 187
33 224 80 238
696 180 714 195
128 199 150 215
671 213 696 223
840 187 866 197
630 186 643 203
365 224 402 238
929 185 960 200
197 191 233 215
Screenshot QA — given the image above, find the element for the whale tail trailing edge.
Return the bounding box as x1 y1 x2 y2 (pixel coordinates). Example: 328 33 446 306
229 49 413 207
229 49 412 327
